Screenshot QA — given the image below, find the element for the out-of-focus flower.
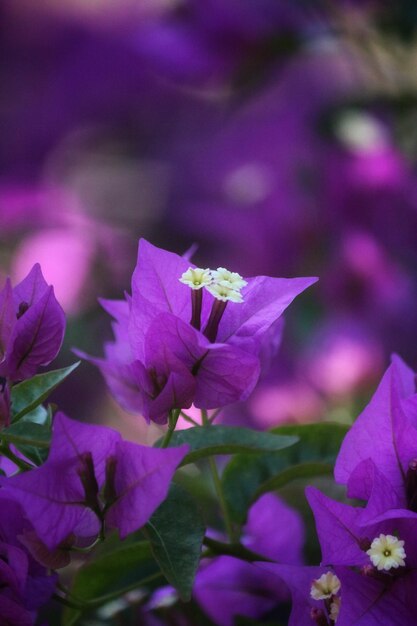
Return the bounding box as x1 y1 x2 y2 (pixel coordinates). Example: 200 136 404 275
167 52 352 276
193 494 304 626
303 317 384 398
130 0 310 85
323 110 417 259
80 239 316 423
324 231 414 320
248 380 325 428
0 496 57 624
1 412 188 549
11 228 94 316
0 264 65 383
0 184 136 316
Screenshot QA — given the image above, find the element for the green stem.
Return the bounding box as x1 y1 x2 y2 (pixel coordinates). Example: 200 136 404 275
0 443 32 471
202 537 273 563
207 408 222 425
180 411 200 427
208 456 236 542
84 571 163 608
54 572 163 613
52 592 83 610
201 408 209 426
56 581 82 603
161 409 181 448
200 409 237 541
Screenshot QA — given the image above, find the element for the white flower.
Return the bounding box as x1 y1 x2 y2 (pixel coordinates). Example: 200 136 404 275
310 572 341 601
179 267 212 290
206 283 243 303
211 267 247 291
367 534 406 571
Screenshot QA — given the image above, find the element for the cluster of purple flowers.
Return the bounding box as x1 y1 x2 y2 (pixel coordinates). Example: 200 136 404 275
270 355 417 625
1 412 188 550
4 241 417 626
2 1 417 434
193 493 304 626
81 239 315 424
0 243 317 624
0 263 191 623
0 411 188 623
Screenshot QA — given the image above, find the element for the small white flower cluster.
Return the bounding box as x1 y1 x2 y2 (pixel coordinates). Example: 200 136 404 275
366 534 406 571
180 266 247 303
310 572 341 624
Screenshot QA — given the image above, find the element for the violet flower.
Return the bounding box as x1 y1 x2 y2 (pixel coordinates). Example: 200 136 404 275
0 264 65 384
81 239 316 423
306 487 417 624
0 412 188 549
0 496 57 625
193 493 304 626
335 355 417 519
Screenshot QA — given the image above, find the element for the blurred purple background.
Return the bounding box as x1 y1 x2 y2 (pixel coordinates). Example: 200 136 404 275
2 0 417 434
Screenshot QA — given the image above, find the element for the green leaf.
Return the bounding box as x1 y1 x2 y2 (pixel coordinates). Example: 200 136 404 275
61 611 81 626
1 421 51 465
14 444 47 466
11 362 80 423
1 421 51 448
156 426 298 465
144 483 205 601
222 423 349 525
19 404 49 425
62 538 157 625
255 462 334 496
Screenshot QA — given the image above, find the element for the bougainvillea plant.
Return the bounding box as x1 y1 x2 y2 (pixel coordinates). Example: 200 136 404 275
1 241 416 625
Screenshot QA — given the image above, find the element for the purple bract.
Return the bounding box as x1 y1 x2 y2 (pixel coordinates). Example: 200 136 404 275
80 239 316 423
0 264 65 383
0 412 188 549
